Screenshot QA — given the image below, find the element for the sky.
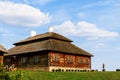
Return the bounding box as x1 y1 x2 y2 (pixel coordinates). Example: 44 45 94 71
0 0 120 71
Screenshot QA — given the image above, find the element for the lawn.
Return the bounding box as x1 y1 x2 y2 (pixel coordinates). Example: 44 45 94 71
8 70 120 80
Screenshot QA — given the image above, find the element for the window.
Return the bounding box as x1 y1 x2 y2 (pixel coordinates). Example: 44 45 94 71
34 56 39 63
78 58 83 64
85 58 89 64
67 56 73 63
53 54 59 62
29 56 34 65
21 57 27 64
5 59 11 63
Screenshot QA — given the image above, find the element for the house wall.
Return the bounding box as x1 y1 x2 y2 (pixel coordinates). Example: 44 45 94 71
0 56 3 64
4 51 91 71
4 51 49 71
0 52 4 64
48 52 91 71
16 52 48 68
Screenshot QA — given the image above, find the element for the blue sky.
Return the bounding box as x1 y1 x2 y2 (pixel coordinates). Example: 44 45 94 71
0 0 120 71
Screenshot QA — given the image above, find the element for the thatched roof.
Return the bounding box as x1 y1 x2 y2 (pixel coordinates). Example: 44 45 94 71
6 32 93 56
14 32 73 45
0 44 7 52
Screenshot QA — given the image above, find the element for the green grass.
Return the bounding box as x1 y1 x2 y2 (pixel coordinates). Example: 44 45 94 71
9 70 120 80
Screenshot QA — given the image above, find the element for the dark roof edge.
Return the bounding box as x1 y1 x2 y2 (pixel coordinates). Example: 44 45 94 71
5 49 93 57
49 50 93 57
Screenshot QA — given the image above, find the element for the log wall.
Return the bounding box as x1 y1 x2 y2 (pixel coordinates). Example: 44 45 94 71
4 51 91 71
0 56 3 64
4 51 49 69
49 52 91 69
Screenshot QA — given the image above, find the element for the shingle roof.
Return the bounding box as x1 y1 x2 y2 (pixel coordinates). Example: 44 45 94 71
0 44 7 52
6 32 93 56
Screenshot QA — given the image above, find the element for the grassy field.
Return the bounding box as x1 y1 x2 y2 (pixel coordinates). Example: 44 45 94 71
8 70 120 80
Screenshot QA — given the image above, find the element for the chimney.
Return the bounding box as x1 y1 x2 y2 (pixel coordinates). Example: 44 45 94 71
30 30 37 37
49 27 54 32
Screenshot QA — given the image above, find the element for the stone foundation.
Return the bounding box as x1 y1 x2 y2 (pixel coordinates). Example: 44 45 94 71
49 66 91 72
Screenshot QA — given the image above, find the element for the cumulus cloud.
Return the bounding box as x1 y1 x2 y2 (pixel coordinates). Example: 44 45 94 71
0 1 51 27
54 21 119 39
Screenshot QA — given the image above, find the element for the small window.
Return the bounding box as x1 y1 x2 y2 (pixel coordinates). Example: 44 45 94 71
85 58 89 64
67 56 73 63
78 58 83 64
35 56 39 63
53 54 59 62
5 58 11 64
29 56 34 65
21 57 27 64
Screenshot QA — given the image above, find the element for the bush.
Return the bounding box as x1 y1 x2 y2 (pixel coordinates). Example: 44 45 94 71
0 64 7 80
66 69 68 72
61 69 64 72
102 69 106 72
5 70 24 80
71 69 74 72
52 69 55 72
0 66 24 80
68 70 70 72
15 70 24 80
58 69 61 72
116 69 120 71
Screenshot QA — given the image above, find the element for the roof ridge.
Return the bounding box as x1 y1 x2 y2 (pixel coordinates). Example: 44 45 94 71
0 44 7 52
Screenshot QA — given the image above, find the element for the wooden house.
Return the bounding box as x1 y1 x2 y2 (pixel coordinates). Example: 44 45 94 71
0 44 7 64
4 32 93 71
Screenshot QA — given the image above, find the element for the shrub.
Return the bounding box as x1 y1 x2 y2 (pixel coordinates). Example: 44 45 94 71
66 69 68 72
52 69 55 72
61 69 64 72
75 70 77 72
5 70 24 80
116 69 120 71
0 64 28 80
95 69 98 72
58 69 61 72
90 70 95 72
15 70 24 80
55 69 58 72
68 70 70 72
102 69 106 72
71 69 74 72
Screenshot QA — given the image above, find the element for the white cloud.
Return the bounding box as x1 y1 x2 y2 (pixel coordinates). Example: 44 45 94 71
0 1 51 27
54 21 119 39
